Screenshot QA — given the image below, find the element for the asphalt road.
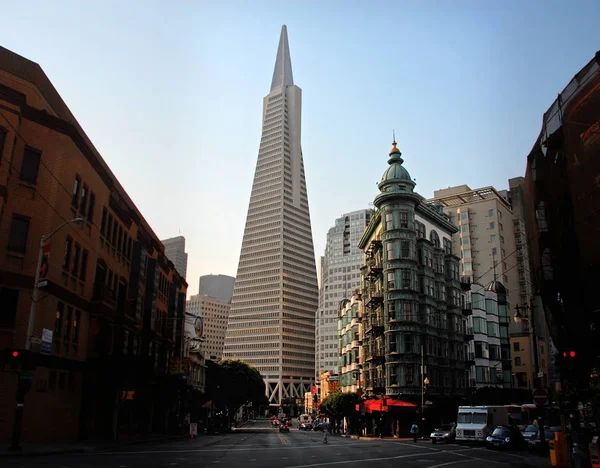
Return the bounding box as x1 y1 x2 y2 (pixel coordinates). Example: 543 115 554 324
4 419 549 468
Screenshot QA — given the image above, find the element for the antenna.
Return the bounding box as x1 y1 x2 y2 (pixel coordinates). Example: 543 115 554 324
393 129 396 143
492 250 497 282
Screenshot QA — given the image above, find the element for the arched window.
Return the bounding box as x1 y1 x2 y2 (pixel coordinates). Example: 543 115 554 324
430 230 440 248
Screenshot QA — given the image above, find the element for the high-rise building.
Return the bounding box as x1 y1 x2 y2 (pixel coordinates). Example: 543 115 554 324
428 186 520 308
223 26 319 406
161 236 188 280
198 274 235 303
354 140 467 406
186 294 231 362
316 209 372 380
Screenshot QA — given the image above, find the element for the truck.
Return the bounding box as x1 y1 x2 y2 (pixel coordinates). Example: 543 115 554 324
455 406 510 443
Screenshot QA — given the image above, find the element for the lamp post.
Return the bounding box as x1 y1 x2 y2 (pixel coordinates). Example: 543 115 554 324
26 217 84 350
422 376 429 437
514 296 544 447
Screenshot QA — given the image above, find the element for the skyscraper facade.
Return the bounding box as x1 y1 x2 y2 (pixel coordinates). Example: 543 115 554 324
161 236 188 280
316 209 372 380
198 274 235 303
223 26 319 406
186 294 230 362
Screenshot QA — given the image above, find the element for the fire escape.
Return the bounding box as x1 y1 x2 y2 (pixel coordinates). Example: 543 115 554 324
361 239 386 394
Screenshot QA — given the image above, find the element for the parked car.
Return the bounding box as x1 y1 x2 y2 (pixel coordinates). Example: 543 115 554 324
486 426 525 449
430 423 456 444
521 425 539 443
312 422 324 431
299 422 313 431
528 426 562 451
279 424 289 433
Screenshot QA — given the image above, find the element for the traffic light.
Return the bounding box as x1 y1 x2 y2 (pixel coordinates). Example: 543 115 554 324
559 349 578 382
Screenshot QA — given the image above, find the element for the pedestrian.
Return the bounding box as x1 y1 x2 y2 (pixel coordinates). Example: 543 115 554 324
410 422 419 443
321 420 330 444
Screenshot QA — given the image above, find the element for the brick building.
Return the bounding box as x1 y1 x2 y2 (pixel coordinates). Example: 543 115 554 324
0 46 189 443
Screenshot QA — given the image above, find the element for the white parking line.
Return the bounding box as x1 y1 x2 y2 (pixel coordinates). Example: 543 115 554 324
427 460 477 468
283 450 446 468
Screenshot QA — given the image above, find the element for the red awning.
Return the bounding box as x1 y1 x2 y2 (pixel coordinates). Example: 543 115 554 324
362 399 416 413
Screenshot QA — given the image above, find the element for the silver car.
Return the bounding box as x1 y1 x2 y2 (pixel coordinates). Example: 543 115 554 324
430 423 456 444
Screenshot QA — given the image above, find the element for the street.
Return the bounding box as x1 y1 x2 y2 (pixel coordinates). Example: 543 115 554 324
3 419 548 468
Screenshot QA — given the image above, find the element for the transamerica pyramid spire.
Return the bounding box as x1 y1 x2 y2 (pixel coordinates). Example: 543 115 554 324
224 26 318 407
270 25 294 91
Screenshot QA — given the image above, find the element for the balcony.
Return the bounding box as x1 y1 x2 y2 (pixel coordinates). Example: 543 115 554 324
460 277 471 291
366 239 382 256
365 321 384 335
464 327 474 341
365 291 384 309
462 302 472 316
364 259 383 281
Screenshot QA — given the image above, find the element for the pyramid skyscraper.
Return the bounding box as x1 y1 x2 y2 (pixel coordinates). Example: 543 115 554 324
223 26 318 406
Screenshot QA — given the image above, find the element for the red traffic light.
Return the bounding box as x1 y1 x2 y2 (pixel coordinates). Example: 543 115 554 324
563 352 567 358
569 351 576 358
12 351 19 357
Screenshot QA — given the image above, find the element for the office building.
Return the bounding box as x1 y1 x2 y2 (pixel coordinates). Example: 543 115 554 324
186 294 230 361
198 274 235 303
355 140 467 401
223 26 319 406
161 236 188 280
316 209 372 380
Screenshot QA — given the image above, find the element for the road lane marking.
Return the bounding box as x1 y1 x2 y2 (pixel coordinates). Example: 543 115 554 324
444 450 509 466
277 433 287 445
468 447 526 459
427 460 478 468
283 450 449 468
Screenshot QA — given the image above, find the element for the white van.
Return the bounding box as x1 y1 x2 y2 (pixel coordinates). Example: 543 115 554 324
456 406 509 443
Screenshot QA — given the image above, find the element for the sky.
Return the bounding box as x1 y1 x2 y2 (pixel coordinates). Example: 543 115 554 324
1 1 599 296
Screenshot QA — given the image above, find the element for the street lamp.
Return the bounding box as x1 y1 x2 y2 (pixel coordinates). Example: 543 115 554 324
421 376 429 436
25 217 84 350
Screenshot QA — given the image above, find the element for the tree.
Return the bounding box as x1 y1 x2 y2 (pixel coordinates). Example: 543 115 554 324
320 392 360 419
206 359 267 416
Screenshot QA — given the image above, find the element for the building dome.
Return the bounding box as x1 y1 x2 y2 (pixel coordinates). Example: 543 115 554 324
377 140 416 193
486 280 507 294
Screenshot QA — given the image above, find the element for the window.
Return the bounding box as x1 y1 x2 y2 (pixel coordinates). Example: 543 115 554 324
489 222 495 230
20 148 41 183
401 270 411 289
80 185 88 216
73 310 81 343
443 238 452 255
401 241 410 258
460 211 468 220
80 250 88 281
461 224 469 233
515 357 521 366
7 214 30 253
416 221 425 239
388 301 396 320
499 222 503 232
386 241 396 260
475 342 489 359
72 175 81 206
463 262 472 272
87 193 95 222
72 244 81 276
490 234 496 242
55 302 64 335
488 208 494 217
399 211 408 228
461 237 470 245
0 288 19 327
64 306 73 340
385 212 393 229
492 247 497 256
403 302 412 321
0 128 6 158
487 321 499 337
387 272 396 290
430 230 440 248
403 334 414 354
463 249 471 258
100 208 107 235
63 237 73 269
500 235 505 244
473 317 486 333
513 342 520 351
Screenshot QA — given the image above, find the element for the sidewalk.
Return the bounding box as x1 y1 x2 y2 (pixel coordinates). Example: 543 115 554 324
0 433 191 458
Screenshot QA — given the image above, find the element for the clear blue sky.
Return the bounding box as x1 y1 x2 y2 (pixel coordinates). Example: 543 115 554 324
1 1 598 295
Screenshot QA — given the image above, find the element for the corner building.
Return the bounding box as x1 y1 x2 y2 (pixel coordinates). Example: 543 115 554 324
359 142 467 400
223 26 318 406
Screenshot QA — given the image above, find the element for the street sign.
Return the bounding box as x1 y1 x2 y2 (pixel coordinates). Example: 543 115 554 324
533 388 549 406
36 281 48 288
537 371 544 378
30 337 42 345
41 328 53 355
